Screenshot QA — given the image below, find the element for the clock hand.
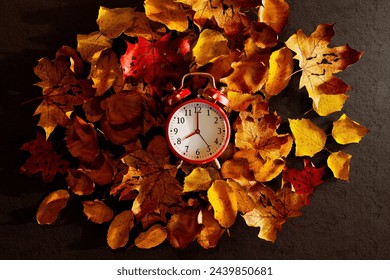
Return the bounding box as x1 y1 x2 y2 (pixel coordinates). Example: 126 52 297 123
183 112 201 140
198 133 210 147
182 131 197 140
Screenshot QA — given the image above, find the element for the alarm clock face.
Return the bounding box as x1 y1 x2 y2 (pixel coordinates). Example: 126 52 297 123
166 98 230 164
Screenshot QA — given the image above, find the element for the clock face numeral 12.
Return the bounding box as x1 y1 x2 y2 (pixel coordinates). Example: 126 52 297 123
166 98 231 164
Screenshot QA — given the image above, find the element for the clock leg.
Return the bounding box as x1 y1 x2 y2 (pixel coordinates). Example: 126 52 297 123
213 158 221 170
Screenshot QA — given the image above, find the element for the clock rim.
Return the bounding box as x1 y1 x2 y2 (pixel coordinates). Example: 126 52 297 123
165 98 231 165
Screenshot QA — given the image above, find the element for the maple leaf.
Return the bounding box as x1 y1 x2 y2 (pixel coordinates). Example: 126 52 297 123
167 207 201 248
288 118 327 157
145 0 193 32
77 32 112 63
327 151 352 181
332 114 368 144
33 51 94 138
285 24 363 116
243 185 308 242
107 210 134 249
135 224 168 249
282 159 325 196
20 130 69 183
120 33 191 94
259 0 290 34
122 137 184 219
82 199 114 224
36 190 70 225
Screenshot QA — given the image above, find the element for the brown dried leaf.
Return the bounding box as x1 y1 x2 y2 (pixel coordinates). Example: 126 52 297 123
107 210 134 249
167 207 201 248
36 190 70 225
82 199 114 224
135 224 168 249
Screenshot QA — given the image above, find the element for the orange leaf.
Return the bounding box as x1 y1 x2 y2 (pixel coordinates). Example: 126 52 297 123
259 0 290 34
36 190 70 225
107 210 134 249
66 169 95 196
197 206 225 249
135 224 168 249
167 207 201 248
82 199 114 224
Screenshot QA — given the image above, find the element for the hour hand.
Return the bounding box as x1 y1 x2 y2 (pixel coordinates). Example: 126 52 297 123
182 130 197 140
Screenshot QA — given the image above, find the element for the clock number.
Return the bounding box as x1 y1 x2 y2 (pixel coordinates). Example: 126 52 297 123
214 117 218 124
196 149 200 155
218 127 222 134
185 146 189 152
177 117 185 124
214 138 219 145
177 138 181 145
207 145 211 152
173 128 178 134
184 109 192 117
195 107 202 114
207 109 210 116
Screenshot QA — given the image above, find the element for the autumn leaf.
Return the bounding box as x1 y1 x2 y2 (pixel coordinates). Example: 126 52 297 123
327 151 352 181
97 6 138 39
145 0 193 32
227 91 259 112
289 118 327 157
283 159 325 196
20 130 69 183
120 33 191 93
107 210 134 249
264 47 293 98
33 53 93 138
183 167 213 192
66 169 95 196
89 49 120 96
193 29 230 67
226 179 259 214
246 22 278 50
332 114 368 144
207 180 237 228
135 224 168 249
36 190 70 225
167 207 201 248
80 152 114 185
285 24 363 116
221 158 254 188
77 32 112 62
243 185 308 242
197 206 225 249
82 199 114 224
259 0 290 34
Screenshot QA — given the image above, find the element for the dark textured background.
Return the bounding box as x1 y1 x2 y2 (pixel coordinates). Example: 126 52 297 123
0 0 389 259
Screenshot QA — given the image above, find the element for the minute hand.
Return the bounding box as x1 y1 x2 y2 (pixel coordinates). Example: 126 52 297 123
198 133 210 147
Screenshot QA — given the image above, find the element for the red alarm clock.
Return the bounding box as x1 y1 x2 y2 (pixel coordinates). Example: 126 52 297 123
165 72 230 167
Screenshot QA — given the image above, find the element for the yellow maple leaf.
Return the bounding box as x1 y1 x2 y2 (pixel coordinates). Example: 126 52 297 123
332 114 368 144
285 24 363 116
107 210 134 249
289 118 327 157
264 47 293 98
89 49 120 96
145 0 192 32
193 29 230 67
327 151 352 181
207 180 237 228
135 224 168 249
36 189 70 225
82 199 114 224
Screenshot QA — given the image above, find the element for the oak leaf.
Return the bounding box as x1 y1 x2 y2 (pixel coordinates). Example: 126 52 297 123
167 207 201 248
259 0 290 34
282 159 325 196
289 118 326 157
285 24 363 116
193 29 230 67
135 224 168 249
243 185 308 242
197 206 225 249
36 190 70 225
332 114 368 144
145 0 192 32
327 151 352 181
82 199 114 224
20 131 69 183
207 180 237 228
66 169 95 196
107 210 134 249
264 47 293 98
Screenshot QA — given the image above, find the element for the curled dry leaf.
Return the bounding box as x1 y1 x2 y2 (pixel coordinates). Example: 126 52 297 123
135 224 168 249
327 151 352 181
66 169 95 196
332 114 368 144
289 118 327 157
107 210 134 249
82 199 114 224
167 207 201 248
197 206 225 249
36 190 70 225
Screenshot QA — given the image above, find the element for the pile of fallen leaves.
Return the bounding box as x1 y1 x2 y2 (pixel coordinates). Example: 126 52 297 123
21 0 368 249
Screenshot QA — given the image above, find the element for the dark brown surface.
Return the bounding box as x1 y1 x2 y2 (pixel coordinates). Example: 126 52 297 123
0 0 389 259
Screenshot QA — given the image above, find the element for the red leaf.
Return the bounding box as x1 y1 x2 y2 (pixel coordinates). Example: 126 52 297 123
120 34 191 94
20 130 69 182
282 159 325 196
